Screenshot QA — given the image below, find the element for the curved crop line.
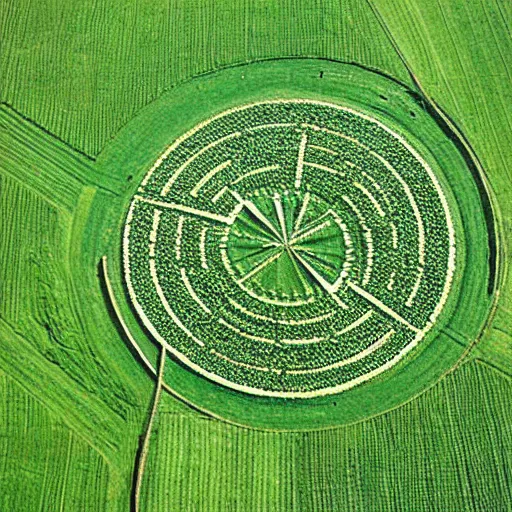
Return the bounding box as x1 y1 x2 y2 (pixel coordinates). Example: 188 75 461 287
175 216 185 260
309 144 337 156
199 227 209 269
231 164 280 185
333 310 373 337
220 312 328 346
150 259 205 347
246 122 295 132
218 318 276 345
148 209 161 258
353 182 386 217
180 268 211 314
227 296 334 325
304 161 345 177
288 329 394 375
370 150 425 267
102 256 157 375
295 132 308 188
210 348 271 373
160 132 241 195
342 195 374 286
361 169 392 209
190 159 232 197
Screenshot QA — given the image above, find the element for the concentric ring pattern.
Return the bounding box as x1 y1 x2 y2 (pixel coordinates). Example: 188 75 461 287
123 99 456 398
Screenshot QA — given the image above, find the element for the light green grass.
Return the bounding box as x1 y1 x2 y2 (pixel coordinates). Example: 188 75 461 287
369 0 512 371
1 0 411 156
0 371 113 511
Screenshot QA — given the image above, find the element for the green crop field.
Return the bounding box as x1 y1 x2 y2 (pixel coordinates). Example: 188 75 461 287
1 0 510 511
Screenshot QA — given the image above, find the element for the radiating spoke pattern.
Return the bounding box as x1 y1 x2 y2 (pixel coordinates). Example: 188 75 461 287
226 191 346 303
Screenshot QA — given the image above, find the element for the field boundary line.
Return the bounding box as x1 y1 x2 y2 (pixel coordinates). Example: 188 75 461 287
473 358 512 381
101 256 157 374
1 102 96 162
87 57 414 163
0 166 68 214
366 0 506 300
0 317 116 465
1 102 121 196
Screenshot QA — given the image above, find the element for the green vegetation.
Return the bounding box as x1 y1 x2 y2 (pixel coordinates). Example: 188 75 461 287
1 0 510 510
0 371 113 510
138 362 512 511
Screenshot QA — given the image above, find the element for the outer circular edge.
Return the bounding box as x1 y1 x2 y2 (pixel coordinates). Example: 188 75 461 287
93 58 494 429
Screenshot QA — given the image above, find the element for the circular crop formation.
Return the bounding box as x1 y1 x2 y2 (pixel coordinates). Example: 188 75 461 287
123 99 456 398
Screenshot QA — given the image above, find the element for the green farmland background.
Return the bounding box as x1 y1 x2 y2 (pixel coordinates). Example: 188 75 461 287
1 0 510 510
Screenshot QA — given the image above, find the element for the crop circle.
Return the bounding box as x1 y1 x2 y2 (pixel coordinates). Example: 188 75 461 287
123 99 457 398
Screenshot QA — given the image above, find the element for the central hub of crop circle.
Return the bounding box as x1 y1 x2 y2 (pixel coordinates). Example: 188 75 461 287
225 189 347 304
